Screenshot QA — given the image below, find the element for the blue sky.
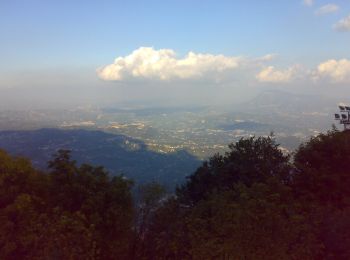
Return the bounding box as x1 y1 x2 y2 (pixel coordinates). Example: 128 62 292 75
1 0 349 68
1 0 350 108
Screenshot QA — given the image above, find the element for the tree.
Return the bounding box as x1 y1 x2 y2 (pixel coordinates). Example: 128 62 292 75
132 182 167 259
293 129 350 208
0 149 134 259
48 150 134 259
144 136 320 259
185 182 320 259
141 197 192 260
177 135 291 205
3 129 350 259
0 150 50 259
293 129 350 259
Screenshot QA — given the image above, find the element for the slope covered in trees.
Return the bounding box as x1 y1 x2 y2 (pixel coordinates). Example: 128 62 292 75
0 128 200 188
1 129 350 259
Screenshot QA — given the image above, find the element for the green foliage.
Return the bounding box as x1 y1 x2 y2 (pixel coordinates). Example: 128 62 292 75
0 149 133 259
141 136 318 259
293 129 350 259
144 133 350 259
1 130 350 259
132 182 168 259
185 183 320 259
141 198 191 259
177 135 290 205
294 129 350 208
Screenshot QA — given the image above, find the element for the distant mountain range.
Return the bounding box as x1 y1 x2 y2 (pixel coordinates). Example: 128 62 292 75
0 128 201 189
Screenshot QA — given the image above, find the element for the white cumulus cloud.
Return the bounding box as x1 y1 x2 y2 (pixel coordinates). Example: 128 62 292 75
315 4 339 15
334 15 350 31
97 47 243 81
256 66 297 83
313 59 350 83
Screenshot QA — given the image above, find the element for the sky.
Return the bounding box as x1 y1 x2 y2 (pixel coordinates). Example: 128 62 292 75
1 0 350 109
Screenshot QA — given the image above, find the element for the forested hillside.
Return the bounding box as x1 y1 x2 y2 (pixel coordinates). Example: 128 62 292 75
0 129 200 188
1 129 350 259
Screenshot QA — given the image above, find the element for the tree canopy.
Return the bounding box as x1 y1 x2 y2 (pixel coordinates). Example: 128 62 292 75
1 130 350 259
0 149 133 259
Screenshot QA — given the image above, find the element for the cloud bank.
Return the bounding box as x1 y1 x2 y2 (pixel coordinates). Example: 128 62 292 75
98 47 350 86
313 59 350 83
256 66 297 83
97 47 242 81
